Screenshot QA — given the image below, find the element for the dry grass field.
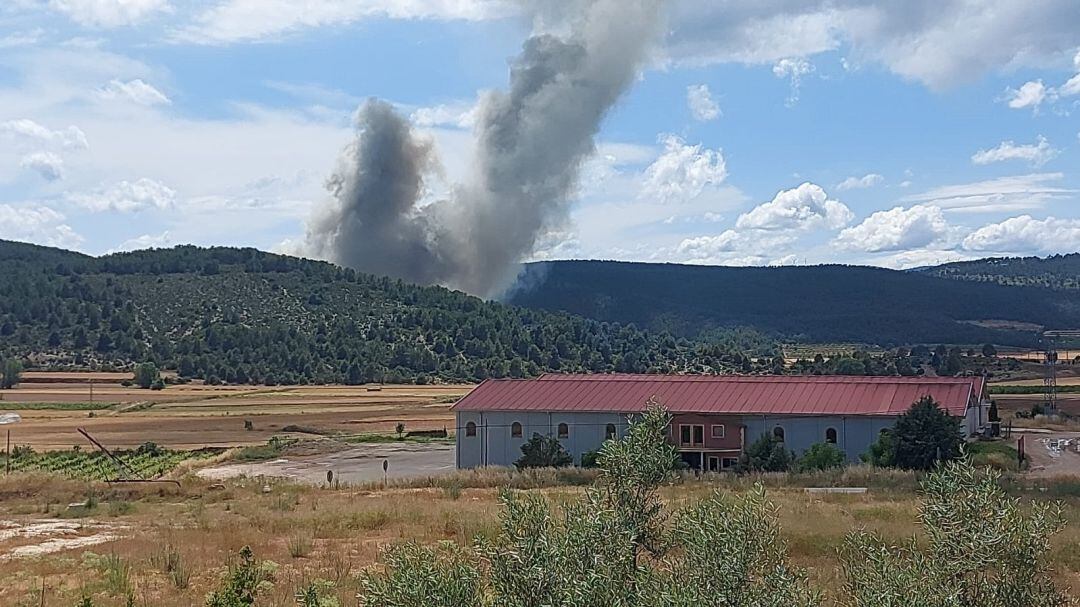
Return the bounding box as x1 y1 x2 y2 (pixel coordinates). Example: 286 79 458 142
0 469 1076 607
1 372 470 450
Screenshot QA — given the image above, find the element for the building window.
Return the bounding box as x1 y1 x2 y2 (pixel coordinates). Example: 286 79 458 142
465 421 476 437
557 423 569 439
825 427 837 444
722 457 739 469
711 424 726 439
605 423 617 440
511 422 523 438
679 424 704 447
773 426 785 442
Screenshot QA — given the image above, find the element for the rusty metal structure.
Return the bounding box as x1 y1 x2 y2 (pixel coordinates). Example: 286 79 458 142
77 428 181 489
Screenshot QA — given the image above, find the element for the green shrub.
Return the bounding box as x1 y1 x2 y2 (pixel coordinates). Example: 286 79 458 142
580 449 601 468
513 433 573 469
205 546 274 607
797 443 846 472
738 434 794 472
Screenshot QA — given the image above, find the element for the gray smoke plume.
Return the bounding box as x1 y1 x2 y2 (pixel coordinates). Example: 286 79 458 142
305 0 665 298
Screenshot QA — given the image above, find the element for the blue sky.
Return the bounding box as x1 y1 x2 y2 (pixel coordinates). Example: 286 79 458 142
1 0 1079 272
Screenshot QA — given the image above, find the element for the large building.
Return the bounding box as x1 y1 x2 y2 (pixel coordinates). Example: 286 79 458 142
453 374 989 470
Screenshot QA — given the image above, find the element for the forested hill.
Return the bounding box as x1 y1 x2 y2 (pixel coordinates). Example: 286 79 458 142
919 253 1080 290
0 240 749 384
506 260 1080 347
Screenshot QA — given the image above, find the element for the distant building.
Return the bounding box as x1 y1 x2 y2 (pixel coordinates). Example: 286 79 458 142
453 374 988 470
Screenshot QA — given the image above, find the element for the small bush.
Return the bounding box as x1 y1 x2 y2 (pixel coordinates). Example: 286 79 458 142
514 433 573 469
797 443 846 473
738 434 794 472
580 449 601 468
288 533 313 559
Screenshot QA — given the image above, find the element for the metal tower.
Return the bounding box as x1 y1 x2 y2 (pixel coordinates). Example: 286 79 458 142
1042 330 1080 414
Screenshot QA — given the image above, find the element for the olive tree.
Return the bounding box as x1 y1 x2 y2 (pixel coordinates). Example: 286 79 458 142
842 458 1072 607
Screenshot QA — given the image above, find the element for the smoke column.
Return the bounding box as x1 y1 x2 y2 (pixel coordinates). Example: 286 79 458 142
305 0 665 298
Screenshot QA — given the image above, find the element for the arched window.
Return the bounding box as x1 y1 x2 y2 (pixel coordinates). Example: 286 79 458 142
825 427 837 444
605 424 617 440
773 426 785 442
557 423 569 439
511 422 523 438
465 421 477 437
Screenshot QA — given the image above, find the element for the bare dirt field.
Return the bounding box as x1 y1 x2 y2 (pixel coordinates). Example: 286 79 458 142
197 443 457 485
1 374 471 450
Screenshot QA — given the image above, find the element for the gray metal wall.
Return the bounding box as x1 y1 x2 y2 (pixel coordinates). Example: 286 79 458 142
740 415 896 462
456 411 631 468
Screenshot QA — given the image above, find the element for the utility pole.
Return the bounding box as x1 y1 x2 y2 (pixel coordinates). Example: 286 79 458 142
5 429 10 475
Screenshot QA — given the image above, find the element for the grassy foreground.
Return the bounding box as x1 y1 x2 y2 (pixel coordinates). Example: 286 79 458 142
0 467 1077 606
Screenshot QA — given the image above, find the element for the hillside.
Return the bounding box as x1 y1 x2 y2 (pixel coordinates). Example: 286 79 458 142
506 260 1080 347
921 253 1080 290
0 241 747 384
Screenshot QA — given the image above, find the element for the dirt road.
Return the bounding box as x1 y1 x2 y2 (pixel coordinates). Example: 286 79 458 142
1016 430 1080 477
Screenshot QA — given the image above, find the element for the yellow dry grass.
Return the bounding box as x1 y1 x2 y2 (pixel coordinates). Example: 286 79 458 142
0 470 1076 607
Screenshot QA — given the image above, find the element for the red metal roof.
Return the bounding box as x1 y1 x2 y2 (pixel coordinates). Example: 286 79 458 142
452 374 982 417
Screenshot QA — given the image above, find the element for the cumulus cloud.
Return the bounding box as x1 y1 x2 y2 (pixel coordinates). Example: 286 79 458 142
836 173 883 191
20 152 65 181
48 0 170 27
0 204 82 248
736 182 853 231
676 230 797 265
409 101 477 129
971 136 1058 167
686 84 721 121
962 215 1080 254
67 178 176 212
835 204 951 253
108 231 173 253
1004 80 1048 110
641 134 727 203
0 119 88 150
904 173 1075 213
98 79 171 106
772 57 813 104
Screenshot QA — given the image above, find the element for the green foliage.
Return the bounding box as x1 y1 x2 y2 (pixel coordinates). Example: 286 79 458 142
134 362 159 389
796 442 846 473
1 446 215 480
359 542 483 607
205 546 274 607
842 457 1071 606
863 431 897 467
891 396 963 470
738 433 794 473
295 581 339 607
580 449 600 468
928 252 1080 291
1 357 21 389
513 433 573 470
981 343 997 357
0 241 731 385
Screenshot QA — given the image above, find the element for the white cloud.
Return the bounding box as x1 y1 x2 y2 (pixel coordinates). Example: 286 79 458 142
877 248 975 270
904 173 1075 213
676 230 797 266
21 151 65 181
686 84 721 121
971 136 1058 167
67 178 176 212
108 231 173 253
666 1 1080 90
641 134 727 203
0 29 45 49
410 101 477 129
835 204 951 253
1004 80 1048 110
98 79 171 106
772 57 813 104
48 0 170 27
0 204 82 249
177 0 510 44
736 182 853 231
836 173 883 191
0 119 89 150
962 215 1080 254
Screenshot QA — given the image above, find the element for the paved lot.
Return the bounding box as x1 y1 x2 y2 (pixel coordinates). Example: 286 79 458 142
197 443 456 485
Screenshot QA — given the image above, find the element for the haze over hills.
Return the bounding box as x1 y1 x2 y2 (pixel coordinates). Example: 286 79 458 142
506 259 1080 348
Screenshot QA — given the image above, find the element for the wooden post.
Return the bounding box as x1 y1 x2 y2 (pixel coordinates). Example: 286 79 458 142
5 429 9 475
